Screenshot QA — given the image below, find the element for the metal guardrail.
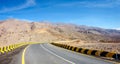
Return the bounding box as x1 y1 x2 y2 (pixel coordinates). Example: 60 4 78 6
51 43 120 60
0 42 35 54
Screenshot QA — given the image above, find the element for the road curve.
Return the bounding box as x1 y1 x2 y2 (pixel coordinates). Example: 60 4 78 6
11 43 114 64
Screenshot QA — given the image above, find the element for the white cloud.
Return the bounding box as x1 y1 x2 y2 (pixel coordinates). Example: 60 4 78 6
20 19 34 22
56 0 120 8
0 0 36 13
115 28 120 30
84 0 120 8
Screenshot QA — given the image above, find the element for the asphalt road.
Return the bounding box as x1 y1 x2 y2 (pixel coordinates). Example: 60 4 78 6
11 43 114 64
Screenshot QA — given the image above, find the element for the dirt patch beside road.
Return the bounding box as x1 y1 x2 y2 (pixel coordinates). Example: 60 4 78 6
0 45 27 64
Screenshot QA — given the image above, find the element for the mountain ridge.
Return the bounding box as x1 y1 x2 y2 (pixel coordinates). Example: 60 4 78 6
0 19 120 46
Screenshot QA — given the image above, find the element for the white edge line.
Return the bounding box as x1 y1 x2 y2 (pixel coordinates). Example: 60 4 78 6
40 44 75 64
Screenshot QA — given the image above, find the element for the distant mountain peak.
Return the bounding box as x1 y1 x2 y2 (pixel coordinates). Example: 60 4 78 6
0 19 120 47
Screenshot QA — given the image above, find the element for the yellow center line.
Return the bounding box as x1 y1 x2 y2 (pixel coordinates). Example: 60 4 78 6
22 45 30 64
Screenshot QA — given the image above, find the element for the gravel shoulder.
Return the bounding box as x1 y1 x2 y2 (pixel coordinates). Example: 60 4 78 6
0 45 27 64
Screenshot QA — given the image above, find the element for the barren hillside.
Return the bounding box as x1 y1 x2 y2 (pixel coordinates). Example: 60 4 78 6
0 19 120 48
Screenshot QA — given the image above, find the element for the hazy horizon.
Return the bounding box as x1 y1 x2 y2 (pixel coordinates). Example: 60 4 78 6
0 0 120 29
0 18 120 30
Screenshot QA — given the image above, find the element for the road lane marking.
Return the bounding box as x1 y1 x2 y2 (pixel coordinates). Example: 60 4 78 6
40 44 75 64
50 44 117 64
22 45 30 64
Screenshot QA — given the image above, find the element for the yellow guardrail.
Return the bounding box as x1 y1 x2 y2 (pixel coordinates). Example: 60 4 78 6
0 42 37 54
51 42 120 60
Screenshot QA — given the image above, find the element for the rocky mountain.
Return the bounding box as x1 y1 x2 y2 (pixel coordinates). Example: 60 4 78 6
0 19 120 46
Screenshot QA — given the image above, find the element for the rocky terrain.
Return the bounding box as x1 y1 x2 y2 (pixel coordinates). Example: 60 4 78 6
0 19 120 53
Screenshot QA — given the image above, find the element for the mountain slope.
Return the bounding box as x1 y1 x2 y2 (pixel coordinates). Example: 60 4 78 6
0 19 120 47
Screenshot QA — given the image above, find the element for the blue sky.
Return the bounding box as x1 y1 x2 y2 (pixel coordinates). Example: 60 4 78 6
0 0 120 29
